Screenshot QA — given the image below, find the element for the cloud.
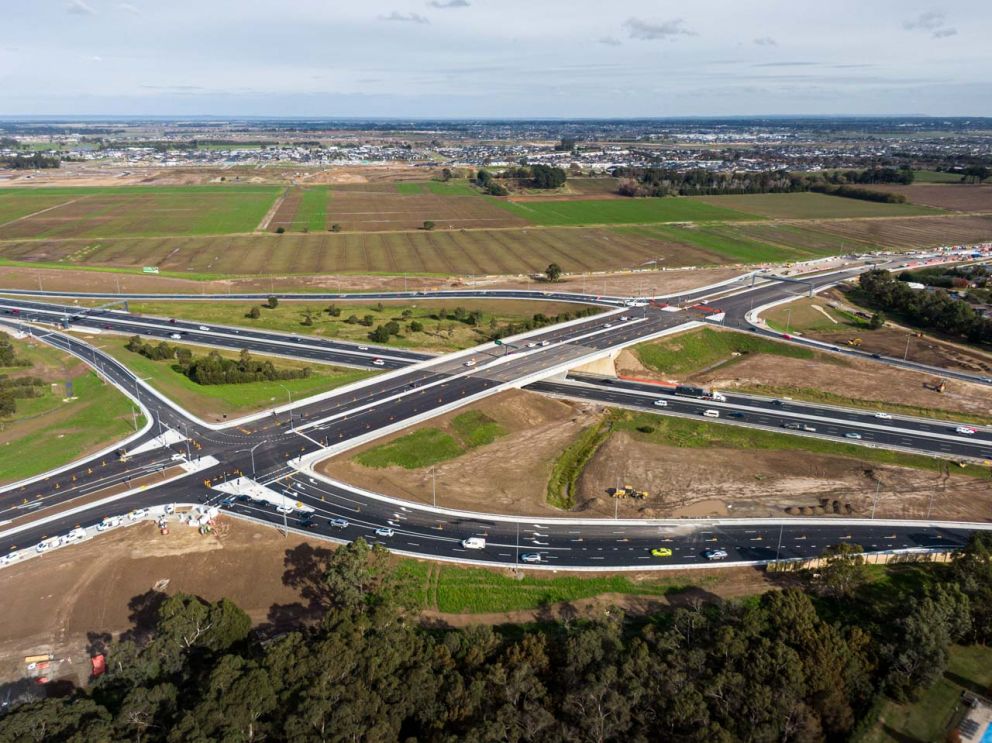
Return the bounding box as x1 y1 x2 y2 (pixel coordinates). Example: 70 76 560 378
379 11 430 23
623 17 696 41
903 11 956 38
753 36 777 46
118 2 140 13
752 61 817 67
598 36 622 47
66 0 96 15
87 55 103 61
428 0 468 7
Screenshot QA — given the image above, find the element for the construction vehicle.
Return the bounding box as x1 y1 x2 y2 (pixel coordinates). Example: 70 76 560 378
607 485 648 500
847 338 863 347
924 378 946 393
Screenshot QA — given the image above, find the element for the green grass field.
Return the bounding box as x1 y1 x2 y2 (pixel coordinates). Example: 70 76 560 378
862 644 992 743
912 170 968 183
90 336 373 420
491 196 763 226
0 185 281 239
633 327 817 376
395 559 697 613
692 192 942 219
125 299 593 352
618 224 805 263
296 187 329 231
356 411 506 469
0 337 141 484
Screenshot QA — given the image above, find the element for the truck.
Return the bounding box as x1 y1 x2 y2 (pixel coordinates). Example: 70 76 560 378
674 384 726 402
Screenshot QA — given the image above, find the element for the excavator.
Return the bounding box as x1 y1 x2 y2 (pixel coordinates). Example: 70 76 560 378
846 338 863 347
924 378 946 393
607 484 648 499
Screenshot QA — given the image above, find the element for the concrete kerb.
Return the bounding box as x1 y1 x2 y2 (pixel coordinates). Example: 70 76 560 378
0 320 157 496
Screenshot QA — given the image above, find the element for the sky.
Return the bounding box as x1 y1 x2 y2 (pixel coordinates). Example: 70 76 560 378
1 0 990 117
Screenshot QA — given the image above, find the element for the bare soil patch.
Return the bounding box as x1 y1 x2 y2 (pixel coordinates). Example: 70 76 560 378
863 184 992 212
576 431 992 522
319 390 598 516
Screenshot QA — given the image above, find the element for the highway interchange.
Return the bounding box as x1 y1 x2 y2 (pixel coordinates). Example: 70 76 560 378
2 249 991 570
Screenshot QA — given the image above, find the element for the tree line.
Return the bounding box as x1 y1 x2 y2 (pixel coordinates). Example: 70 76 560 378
1 533 991 742
475 164 567 194
859 270 992 345
125 337 310 386
612 166 913 197
0 153 60 170
0 337 39 417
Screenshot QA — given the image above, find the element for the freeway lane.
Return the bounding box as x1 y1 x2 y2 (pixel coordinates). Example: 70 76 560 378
564 373 992 449
533 378 992 463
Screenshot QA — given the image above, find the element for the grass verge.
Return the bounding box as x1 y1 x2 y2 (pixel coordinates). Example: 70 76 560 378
633 327 819 376
0 337 141 484
610 409 988 478
356 410 507 469
395 559 699 613
88 335 373 420
546 417 613 509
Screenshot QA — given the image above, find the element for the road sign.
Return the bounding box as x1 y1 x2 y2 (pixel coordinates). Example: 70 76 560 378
142 266 159 274
494 339 502 345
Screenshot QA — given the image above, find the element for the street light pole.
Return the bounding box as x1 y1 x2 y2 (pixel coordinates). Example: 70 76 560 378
904 335 911 361
431 465 437 508
276 383 294 430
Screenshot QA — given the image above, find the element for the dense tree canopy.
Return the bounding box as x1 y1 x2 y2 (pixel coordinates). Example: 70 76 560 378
3 534 991 742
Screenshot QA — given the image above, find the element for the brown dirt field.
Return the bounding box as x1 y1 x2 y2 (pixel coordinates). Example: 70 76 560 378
319 390 594 516
0 264 739 297
864 184 992 212
0 516 780 686
576 430 992 522
324 191 531 231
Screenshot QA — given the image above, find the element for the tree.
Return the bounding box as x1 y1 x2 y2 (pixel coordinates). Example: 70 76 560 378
423 220 435 231
247 306 261 320
266 296 279 309
545 263 563 282
869 312 885 330
369 325 391 344
330 223 342 232
815 543 869 598
408 320 423 333
325 304 341 317
440 167 452 181
275 226 285 234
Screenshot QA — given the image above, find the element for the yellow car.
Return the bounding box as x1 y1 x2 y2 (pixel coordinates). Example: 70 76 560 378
651 547 673 558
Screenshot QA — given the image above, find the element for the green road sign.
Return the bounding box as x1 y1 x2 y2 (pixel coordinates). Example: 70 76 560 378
494 339 502 345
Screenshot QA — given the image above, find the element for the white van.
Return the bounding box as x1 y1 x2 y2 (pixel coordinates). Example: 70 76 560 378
703 409 720 418
461 537 486 550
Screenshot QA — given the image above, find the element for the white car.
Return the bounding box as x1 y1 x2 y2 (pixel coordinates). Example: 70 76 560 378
464 359 476 367
603 323 613 328
276 504 295 515
198 325 210 331
874 412 893 420
170 453 184 461
519 553 543 564
64 527 86 543
461 537 487 550
372 359 385 366
620 316 629 321
540 341 550 347
169 333 182 340
358 346 369 351
164 504 176 515
702 409 720 418
374 527 395 538
845 432 862 440
653 399 668 407
0 551 20 566
956 426 977 435
128 508 148 521
97 517 122 531
527 342 537 348
36 538 58 553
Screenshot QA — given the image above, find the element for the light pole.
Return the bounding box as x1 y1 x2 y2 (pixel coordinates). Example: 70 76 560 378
785 307 792 334
249 441 264 478
181 421 193 461
870 480 882 519
276 383 294 430
903 335 911 361
431 465 437 508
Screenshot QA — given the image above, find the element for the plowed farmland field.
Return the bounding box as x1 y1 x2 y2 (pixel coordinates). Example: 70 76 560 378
861 184 992 212
0 227 725 276
323 190 529 230
0 186 280 239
